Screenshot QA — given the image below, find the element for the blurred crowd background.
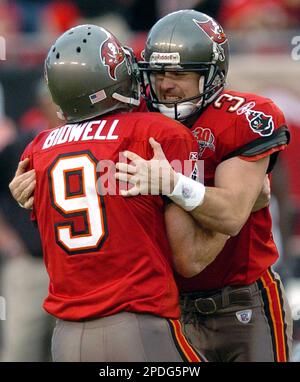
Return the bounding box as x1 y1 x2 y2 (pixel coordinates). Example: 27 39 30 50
0 0 300 362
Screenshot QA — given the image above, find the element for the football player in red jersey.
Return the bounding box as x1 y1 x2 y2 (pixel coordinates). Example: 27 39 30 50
9 24 231 362
114 10 293 362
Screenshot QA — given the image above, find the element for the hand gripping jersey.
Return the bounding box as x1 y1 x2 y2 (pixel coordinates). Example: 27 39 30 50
22 112 198 320
176 89 290 292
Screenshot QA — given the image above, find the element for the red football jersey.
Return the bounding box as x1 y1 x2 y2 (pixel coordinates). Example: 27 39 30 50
22 112 198 320
176 89 290 291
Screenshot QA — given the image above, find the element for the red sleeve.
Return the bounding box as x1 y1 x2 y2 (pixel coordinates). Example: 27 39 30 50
220 100 290 172
20 140 37 221
20 140 34 164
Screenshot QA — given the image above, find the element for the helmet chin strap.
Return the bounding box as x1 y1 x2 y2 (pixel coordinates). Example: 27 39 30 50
112 92 140 107
154 76 205 120
156 102 198 120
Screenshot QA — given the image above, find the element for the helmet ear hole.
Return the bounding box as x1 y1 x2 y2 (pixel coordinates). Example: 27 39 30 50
56 53 60 59
76 47 81 53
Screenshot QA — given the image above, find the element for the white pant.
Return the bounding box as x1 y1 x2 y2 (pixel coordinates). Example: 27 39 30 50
0 255 53 361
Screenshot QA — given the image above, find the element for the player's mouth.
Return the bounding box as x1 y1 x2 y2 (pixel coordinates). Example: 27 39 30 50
163 95 181 102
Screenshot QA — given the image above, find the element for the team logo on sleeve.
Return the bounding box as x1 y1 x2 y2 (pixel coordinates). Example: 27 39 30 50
100 32 125 80
237 102 274 136
192 127 216 158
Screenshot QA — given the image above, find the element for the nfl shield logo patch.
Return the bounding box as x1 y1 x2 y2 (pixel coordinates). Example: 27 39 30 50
236 310 252 324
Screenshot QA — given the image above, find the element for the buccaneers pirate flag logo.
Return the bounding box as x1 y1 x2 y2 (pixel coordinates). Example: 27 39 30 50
100 31 125 81
246 110 274 136
193 17 227 61
237 102 275 137
193 17 227 44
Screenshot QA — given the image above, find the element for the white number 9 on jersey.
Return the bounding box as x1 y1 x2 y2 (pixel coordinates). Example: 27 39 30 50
48 151 107 255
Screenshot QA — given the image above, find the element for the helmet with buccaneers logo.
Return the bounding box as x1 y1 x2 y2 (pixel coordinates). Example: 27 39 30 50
45 25 140 123
139 9 229 121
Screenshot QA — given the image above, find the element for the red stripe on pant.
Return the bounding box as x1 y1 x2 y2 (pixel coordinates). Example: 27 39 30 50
168 319 205 362
260 270 288 362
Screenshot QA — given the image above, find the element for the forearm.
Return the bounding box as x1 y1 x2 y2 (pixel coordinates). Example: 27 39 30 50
188 223 229 275
190 186 255 236
169 157 269 236
165 204 228 277
169 178 255 236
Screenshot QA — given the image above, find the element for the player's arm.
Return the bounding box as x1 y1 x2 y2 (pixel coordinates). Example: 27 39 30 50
164 203 229 277
9 159 36 209
116 138 270 236
188 156 270 236
9 140 36 209
252 175 271 212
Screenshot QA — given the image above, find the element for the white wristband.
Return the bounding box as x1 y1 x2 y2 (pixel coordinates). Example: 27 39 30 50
168 173 205 211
